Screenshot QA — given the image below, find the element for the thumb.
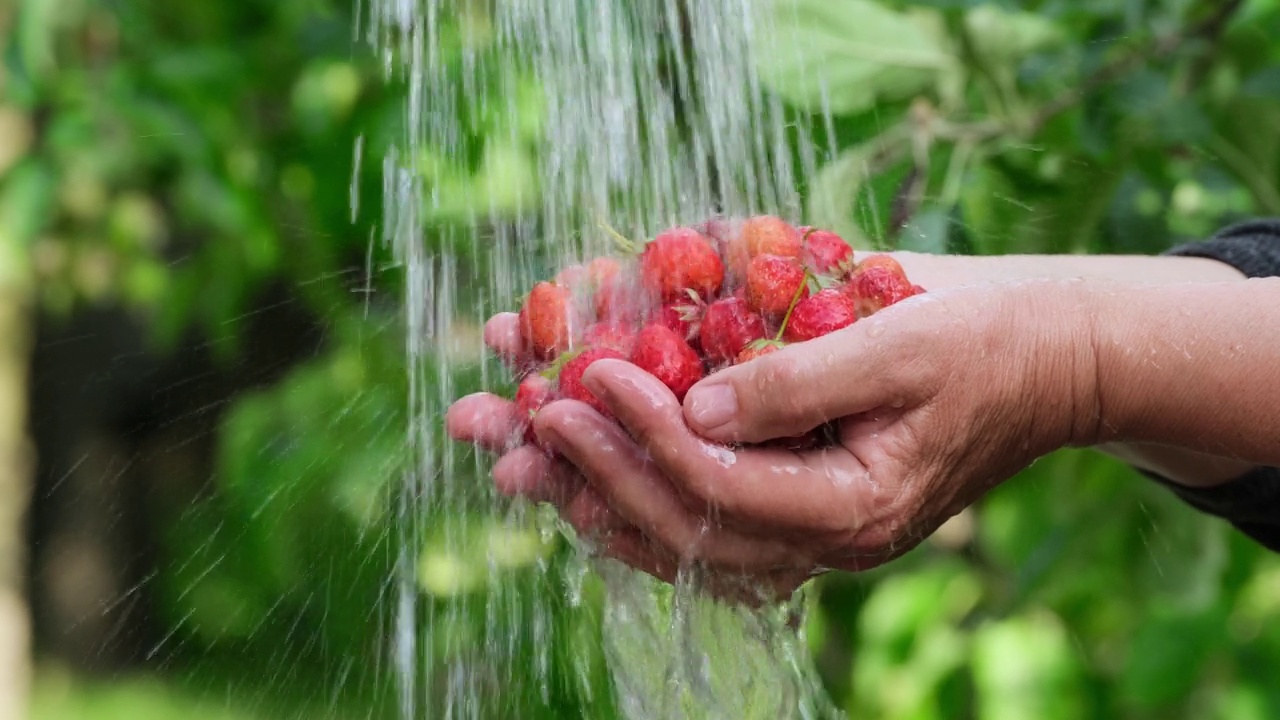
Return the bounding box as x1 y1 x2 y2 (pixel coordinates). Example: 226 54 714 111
681 323 923 444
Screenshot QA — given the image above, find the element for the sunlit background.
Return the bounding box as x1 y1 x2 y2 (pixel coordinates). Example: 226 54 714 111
5 0 1280 718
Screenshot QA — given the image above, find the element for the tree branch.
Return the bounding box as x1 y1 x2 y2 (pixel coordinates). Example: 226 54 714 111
933 0 1247 145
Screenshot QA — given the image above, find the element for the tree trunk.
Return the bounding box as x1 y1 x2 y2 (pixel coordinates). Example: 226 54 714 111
0 290 32 720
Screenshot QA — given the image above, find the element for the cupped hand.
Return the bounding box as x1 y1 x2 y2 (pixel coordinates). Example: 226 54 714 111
444 312 804 602
447 278 1099 599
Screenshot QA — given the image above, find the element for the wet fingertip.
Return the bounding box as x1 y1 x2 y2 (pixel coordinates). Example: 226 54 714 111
491 450 539 497
563 488 609 531
443 395 485 440
579 358 632 395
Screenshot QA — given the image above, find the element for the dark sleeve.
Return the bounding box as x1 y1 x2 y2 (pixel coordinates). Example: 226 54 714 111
1141 218 1280 552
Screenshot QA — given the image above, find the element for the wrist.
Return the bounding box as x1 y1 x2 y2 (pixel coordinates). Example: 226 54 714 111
1011 279 1105 453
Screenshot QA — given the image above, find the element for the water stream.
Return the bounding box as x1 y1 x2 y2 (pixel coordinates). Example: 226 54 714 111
364 1 841 717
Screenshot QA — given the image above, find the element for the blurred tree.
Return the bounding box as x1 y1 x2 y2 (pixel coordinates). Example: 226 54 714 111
1 2 39 717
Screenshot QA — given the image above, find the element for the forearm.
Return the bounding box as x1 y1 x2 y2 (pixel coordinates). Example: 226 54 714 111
894 251 1246 289
894 249 1256 484
1086 277 1280 469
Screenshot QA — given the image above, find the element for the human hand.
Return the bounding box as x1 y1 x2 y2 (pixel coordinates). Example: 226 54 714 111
446 312 818 603
448 278 1099 597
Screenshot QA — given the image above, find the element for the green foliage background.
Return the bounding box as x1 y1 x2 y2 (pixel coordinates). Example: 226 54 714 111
6 0 1280 718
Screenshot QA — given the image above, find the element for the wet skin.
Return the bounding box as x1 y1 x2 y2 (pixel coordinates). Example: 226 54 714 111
447 278 1092 602
448 252 1280 601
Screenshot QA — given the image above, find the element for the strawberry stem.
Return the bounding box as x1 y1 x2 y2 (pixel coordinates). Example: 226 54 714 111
539 348 584 380
774 269 813 342
597 219 639 255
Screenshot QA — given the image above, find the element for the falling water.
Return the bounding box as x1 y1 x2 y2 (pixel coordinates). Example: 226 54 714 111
363 0 841 717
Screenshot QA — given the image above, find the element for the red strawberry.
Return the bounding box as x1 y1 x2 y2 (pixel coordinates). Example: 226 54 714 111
783 289 856 342
554 263 590 290
910 284 927 295
725 215 803 280
700 297 767 363
640 227 725 301
851 254 908 283
741 215 803 259
519 282 580 360
583 321 637 355
657 296 702 343
515 374 555 446
846 266 916 317
588 257 637 321
629 324 704 401
746 254 809 316
698 216 737 244
558 347 628 418
735 339 786 364
802 230 853 275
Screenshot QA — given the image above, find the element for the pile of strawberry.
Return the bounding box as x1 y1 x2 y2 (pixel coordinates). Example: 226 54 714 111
510 215 926 450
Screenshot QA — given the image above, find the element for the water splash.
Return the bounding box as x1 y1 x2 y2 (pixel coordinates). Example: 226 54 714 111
364 0 840 717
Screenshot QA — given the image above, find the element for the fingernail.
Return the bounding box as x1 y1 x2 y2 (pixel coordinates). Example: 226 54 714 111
580 369 609 399
533 422 563 451
685 384 738 430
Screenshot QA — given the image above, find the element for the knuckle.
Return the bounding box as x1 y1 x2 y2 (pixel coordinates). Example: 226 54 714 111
676 459 726 508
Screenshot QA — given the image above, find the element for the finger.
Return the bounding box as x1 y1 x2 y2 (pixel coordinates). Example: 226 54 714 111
583 361 881 534
562 486 633 536
533 399 805 571
599 532 812 607
484 312 528 368
445 392 523 452
680 321 928 443
491 445 584 504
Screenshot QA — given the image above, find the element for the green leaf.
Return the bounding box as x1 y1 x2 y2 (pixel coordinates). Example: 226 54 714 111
805 145 874 248
1119 604 1226 711
896 205 951 254
971 612 1087 720
756 0 952 115
963 4 1067 65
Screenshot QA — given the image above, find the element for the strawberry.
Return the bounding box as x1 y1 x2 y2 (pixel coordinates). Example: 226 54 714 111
640 226 725 301
583 321 637 355
802 230 854 275
588 256 637 321
657 294 703 344
629 324 704 401
519 281 580 360
911 284 927 296
558 347 628 418
783 289 856 342
515 374 555 446
746 254 809 316
698 216 737 244
700 296 767 363
725 215 803 280
846 266 916 317
735 339 786 364
851 254 908 283
555 263 589 289
742 215 804 259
